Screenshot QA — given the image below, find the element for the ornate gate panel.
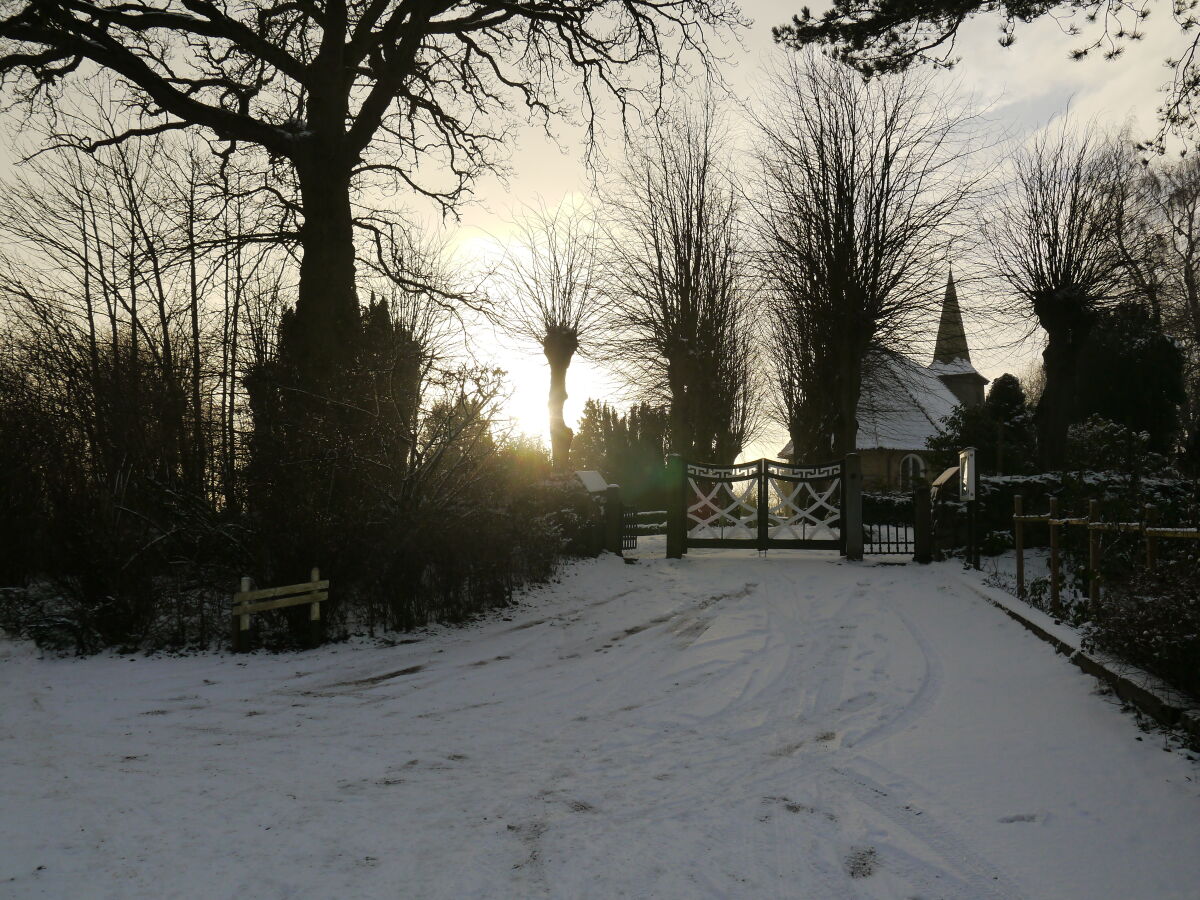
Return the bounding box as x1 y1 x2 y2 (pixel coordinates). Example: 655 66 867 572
678 458 846 552
685 460 762 548
763 460 843 550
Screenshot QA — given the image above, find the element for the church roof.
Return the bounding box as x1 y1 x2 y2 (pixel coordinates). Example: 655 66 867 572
856 353 961 451
777 354 961 457
778 268 980 458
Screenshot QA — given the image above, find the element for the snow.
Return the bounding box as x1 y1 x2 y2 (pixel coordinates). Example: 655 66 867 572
857 353 962 452
4 539 1200 899
927 358 984 379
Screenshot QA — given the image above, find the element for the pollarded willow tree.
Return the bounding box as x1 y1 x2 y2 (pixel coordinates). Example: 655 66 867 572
497 204 604 471
604 101 759 464
985 123 1128 469
0 0 743 396
751 52 980 460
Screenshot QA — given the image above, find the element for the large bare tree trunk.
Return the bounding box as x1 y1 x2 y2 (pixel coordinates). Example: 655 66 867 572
544 333 577 472
293 160 361 384
1037 327 1089 469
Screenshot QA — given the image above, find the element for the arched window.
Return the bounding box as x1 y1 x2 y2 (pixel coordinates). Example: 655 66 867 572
900 454 926 492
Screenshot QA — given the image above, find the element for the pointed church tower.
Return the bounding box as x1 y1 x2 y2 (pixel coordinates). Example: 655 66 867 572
931 269 988 407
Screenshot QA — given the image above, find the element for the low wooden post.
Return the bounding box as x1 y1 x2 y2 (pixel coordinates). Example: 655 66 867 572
308 566 323 648
666 454 685 560
604 484 623 556
1144 503 1158 569
233 575 251 653
1014 494 1025 600
1048 496 1061 617
913 484 932 564
1087 500 1100 611
843 453 864 561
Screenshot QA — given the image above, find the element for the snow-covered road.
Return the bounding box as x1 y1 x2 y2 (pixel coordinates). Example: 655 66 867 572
4 541 1199 899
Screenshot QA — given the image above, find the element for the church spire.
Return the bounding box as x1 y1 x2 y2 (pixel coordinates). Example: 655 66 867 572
933 267 972 365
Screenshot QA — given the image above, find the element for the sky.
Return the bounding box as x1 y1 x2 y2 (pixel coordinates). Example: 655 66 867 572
443 0 1191 461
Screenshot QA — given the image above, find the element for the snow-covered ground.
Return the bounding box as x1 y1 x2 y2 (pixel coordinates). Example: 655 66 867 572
4 539 1198 899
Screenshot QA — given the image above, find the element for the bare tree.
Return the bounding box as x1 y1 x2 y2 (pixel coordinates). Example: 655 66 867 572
986 122 1127 469
751 53 980 460
604 102 759 464
495 203 603 470
0 0 741 397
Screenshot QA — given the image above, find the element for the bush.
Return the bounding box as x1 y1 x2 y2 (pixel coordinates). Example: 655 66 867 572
1084 556 1200 698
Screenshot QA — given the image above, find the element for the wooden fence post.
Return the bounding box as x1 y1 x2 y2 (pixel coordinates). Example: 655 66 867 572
233 575 251 653
1014 494 1025 600
1087 500 1100 612
605 484 623 555
666 454 684 560
1144 503 1157 569
1048 496 1061 617
843 453 864 561
913 484 932 564
308 567 323 648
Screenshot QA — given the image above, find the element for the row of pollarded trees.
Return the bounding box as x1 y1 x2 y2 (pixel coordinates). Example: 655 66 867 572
497 54 977 472
504 53 1200 475
497 105 757 472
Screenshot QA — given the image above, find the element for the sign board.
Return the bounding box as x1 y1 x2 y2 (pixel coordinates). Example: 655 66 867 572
574 470 609 494
958 448 977 501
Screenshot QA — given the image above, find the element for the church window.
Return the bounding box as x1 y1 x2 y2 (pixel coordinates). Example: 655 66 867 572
900 454 926 491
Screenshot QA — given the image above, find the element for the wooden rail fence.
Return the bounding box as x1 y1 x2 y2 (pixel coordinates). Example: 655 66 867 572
232 568 328 652
1013 495 1200 616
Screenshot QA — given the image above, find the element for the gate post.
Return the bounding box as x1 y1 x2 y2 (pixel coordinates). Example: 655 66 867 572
913 484 932 564
666 454 685 559
604 484 622 556
757 459 769 552
843 453 864 561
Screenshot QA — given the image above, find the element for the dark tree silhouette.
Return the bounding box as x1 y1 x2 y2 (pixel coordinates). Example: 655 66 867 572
496 204 603 472
0 0 741 391
1077 302 1185 454
772 0 1200 148
604 102 759 463
752 53 979 460
985 124 1126 469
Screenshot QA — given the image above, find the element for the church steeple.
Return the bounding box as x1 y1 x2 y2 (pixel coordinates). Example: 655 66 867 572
930 267 988 407
934 267 972 365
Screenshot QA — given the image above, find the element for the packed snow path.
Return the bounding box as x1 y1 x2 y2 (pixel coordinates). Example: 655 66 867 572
4 542 1200 899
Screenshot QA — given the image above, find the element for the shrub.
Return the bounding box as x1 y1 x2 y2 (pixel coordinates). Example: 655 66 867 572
1083 556 1200 698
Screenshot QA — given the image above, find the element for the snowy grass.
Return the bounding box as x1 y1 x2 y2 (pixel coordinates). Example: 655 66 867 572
3 539 1199 898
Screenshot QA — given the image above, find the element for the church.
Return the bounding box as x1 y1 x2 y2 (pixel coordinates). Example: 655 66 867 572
781 272 987 492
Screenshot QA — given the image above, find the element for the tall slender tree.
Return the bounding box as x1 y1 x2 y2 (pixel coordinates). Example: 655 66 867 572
752 53 979 459
604 102 759 463
496 204 603 471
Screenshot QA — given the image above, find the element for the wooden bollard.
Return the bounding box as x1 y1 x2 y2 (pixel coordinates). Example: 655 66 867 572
308 567 323 648
233 575 251 653
1087 499 1100 611
1014 494 1025 599
1048 496 1061 617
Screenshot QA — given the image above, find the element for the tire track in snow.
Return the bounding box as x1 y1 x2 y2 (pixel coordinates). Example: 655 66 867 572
842 603 944 752
827 763 1029 899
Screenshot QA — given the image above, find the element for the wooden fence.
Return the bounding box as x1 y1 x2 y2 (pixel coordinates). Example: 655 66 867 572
1013 495 1200 616
232 568 328 652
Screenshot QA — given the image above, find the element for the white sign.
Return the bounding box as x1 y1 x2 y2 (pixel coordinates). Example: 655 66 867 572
958 448 976 501
574 470 609 494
